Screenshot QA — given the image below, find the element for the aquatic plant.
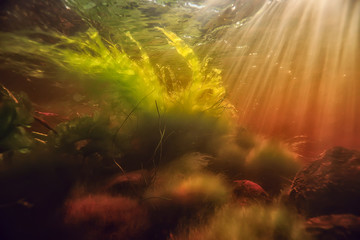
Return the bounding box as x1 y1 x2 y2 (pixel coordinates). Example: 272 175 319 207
0 85 33 154
47 115 115 157
208 136 247 179
172 204 312 240
0 28 164 111
0 25 234 172
143 153 231 238
0 22 304 179
0 26 229 116
145 152 230 204
156 27 229 115
246 141 301 194
0 17 310 240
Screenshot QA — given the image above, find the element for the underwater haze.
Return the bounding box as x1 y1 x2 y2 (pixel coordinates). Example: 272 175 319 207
0 0 359 240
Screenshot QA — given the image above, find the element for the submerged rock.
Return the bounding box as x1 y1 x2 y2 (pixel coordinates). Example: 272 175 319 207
232 180 270 204
289 147 360 217
0 0 87 34
306 214 360 240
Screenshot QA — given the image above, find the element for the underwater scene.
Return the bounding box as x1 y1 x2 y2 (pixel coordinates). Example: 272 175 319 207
0 0 359 239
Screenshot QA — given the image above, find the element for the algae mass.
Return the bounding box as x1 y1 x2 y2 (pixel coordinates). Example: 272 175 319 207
0 27 226 113
2 0 356 240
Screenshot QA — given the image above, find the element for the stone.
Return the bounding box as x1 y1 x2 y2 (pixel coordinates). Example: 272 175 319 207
233 180 270 204
289 147 360 217
306 214 360 240
0 0 87 34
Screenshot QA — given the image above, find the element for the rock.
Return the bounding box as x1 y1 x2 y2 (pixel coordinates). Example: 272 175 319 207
289 147 360 217
0 0 87 34
232 180 270 204
306 214 360 240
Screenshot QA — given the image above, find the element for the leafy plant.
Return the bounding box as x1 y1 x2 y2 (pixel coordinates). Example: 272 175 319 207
0 85 33 153
47 115 115 157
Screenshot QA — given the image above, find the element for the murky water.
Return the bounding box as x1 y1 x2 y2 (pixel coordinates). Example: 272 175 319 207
0 1 360 240
1 0 358 155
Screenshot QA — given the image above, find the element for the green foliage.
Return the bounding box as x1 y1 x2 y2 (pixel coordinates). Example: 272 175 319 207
132 110 230 154
159 152 210 176
173 204 312 240
0 27 302 193
0 26 233 169
0 87 33 153
208 136 247 179
145 153 231 215
156 27 229 115
246 141 301 194
0 27 230 117
247 141 300 178
0 4 316 239
47 115 115 157
0 28 164 111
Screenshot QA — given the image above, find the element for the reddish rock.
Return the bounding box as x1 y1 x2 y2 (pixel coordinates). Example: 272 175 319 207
233 180 270 204
306 214 360 240
289 147 360 217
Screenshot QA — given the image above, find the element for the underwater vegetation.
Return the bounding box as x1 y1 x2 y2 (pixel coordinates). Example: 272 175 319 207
0 85 34 154
0 18 305 239
0 25 305 239
3 0 359 239
172 204 311 240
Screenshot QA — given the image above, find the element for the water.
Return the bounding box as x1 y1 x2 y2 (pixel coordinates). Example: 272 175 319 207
216 0 360 154
0 1 359 239
3 0 358 155
66 0 360 155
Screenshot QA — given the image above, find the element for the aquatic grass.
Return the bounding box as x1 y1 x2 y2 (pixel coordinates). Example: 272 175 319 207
0 87 34 153
145 152 230 209
0 26 231 118
0 28 165 112
246 140 301 194
47 115 114 156
172 204 312 240
0 25 237 176
156 27 229 115
0 22 316 240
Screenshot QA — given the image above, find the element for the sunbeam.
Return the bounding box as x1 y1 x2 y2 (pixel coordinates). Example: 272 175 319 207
215 0 360 153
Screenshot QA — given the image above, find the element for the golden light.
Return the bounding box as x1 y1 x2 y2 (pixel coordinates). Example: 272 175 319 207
209 0 360 153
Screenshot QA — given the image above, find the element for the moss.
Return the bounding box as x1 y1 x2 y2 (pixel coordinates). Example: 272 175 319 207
246 141 301 194
173 204 312 240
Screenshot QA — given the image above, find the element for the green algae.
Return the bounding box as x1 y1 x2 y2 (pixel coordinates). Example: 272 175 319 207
0 27 228 117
